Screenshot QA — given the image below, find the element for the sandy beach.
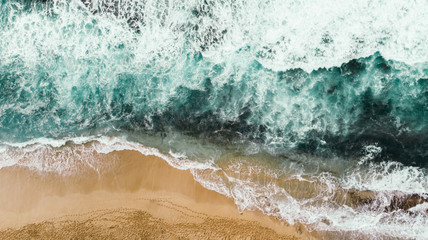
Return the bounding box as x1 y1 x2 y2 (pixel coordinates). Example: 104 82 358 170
0 149 315 239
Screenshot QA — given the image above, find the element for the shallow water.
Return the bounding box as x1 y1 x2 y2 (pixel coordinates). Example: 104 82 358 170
0 0 427 239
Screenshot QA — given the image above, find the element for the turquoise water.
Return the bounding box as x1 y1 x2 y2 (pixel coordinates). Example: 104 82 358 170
0 0 427 238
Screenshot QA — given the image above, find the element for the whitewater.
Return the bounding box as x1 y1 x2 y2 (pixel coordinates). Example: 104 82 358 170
0 0 427 239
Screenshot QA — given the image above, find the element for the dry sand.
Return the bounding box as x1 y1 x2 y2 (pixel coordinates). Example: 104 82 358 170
0 149 316 239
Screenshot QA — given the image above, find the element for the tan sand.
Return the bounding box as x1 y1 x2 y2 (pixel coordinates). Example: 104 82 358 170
0 149 317 239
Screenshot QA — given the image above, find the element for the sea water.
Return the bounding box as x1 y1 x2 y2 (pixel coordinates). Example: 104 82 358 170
0 0 427 239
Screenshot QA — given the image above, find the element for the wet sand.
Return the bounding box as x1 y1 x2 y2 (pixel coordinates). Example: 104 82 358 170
0 149 315 239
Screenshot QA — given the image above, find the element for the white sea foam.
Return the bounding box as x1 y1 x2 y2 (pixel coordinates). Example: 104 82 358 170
344 161 428 195
191 155 428 239
1 0 427 74
0 135 216 173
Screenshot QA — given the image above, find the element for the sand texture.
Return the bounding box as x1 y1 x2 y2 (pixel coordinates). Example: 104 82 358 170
0 149 315 240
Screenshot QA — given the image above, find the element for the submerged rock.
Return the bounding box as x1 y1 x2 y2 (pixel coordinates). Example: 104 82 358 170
386 194 428 212
343 189 428 214
346 189 377 207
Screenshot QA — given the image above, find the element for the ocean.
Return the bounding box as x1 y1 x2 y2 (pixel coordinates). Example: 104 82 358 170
0 0 427 238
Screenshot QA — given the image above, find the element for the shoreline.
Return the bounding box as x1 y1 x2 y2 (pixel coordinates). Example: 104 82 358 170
0 149 315 239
